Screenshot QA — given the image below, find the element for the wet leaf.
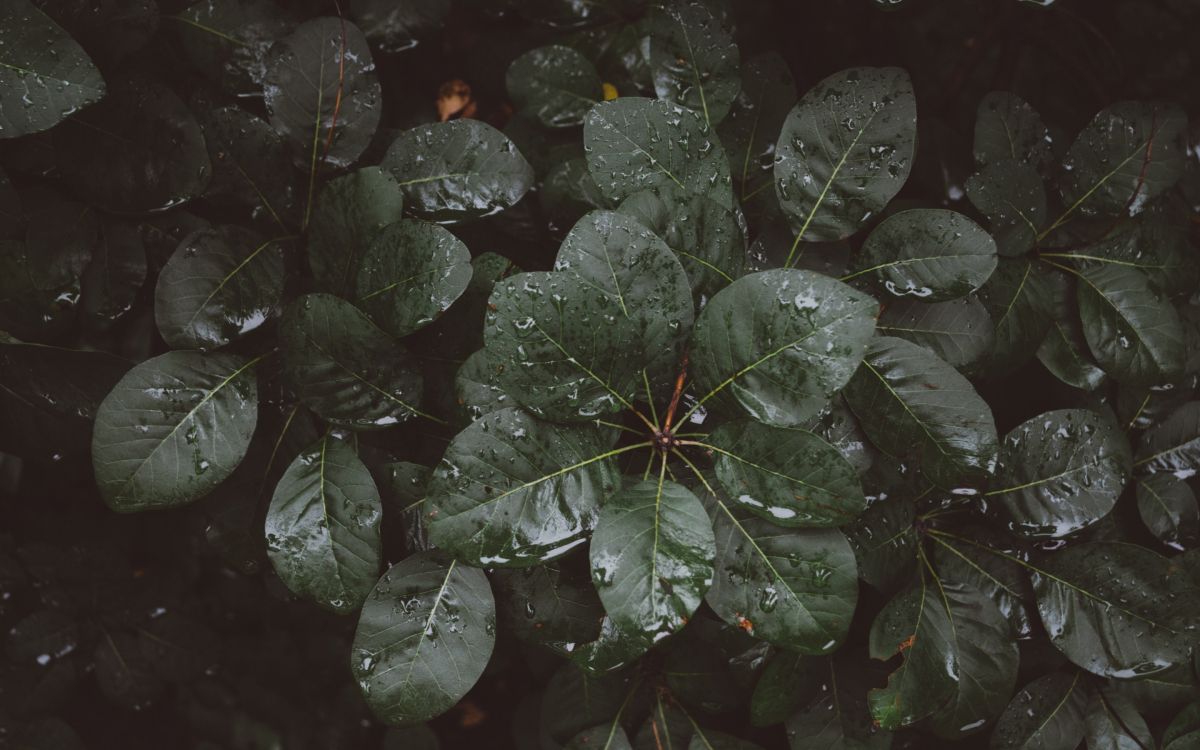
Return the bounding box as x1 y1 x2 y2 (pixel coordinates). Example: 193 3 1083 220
350 0 449 52
1083 690 1153 750
199 106 301 229
718 52 796 204
844 496 918 593
307 167 406 296
876 296 994 368
785 654 891 750
174 0 295 96
966 160 1047 257
648 1 741 127
1135 401 1200 478
749 651 814 727
1036 272 1108 391
1137 473 1199 551
974 258 1054 375
973 92 1053 171
507 45 602 128
990 671 1087 750
79 219 147 324
492 562 603 646
454 350 510 422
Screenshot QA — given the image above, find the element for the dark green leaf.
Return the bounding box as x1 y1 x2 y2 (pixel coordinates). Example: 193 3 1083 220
688 730 764 750
92 351 260 512
427 407 622 567
382 119 534 223
774 67 916 244
689 269 878 428
1137 473 1199 551
989 409 1132 539
1083 691 1153 750
844 336 999 488
350 0 449 52
973 92 1052 170
750 651 815 727
199 106 301 229
718 52 796 204
94 631 163 710
455 349 510 422
493 562 603 645
0 0 105 138
1036 272 1108 391
173 0 295 97
1135 401 1200 478
852 209 997 302
877 296 994 368
507 45 601 128
648 1 740 127
354 219 472 338
154 227 285 351
931 533 1034 639
79 219 147 324
280 293 426 429
989 672 1087 750
707 420 866 527
845 496 918 592
974 258 1054 375
307 167 405 295
541 663 638 746
265 432 382 613
1164 701 1200 750
566 724 634 750
351 551 495 725
966 160 1047 257
263 17 380 169
1076 264 1185 386
785 654 892 750
705 488 858 652
590 478 715 642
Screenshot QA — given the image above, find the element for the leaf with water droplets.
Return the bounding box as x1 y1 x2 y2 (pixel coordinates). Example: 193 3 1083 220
92 350 260 512
689 269 878 428
200 105 302 229
507 45 602 129
492 561 603 646
0 0 106 139
647 1 741 127
877 296 994 368
589 478 715 643
774 66 916 244
930 532 1034 639
845 495 918 593
844 336 999 488
265 433 382 614
427 407 621 567
154 226 285 351
1135 401 1200 478
174 0 295 97
966 159 1047 257
279 293 426 429
1137 473 1199 551
989 409 1132 540
350 0 449 53
307 167 406 296
351 551 495 725
718 52 796 206
383 119 533 223
851 209 997 302
454 349 510 423
973 92 1053 170
989 671 1087 750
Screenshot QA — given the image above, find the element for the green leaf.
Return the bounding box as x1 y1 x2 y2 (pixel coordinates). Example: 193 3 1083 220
307 167 406 295
566 725 633 750
455 349 510 422
1036 272 1108 391
785 654 892 750
1032 541 1200 677
930 532 1034 639
1137 473 1199 551
774 66 916 245
263 17 380 170
972 92 1052 170
79 219 147 324
1135 401 1200 477
351 551 495 725
427 407 622 567
990 672 1087 750
844 336 999 488
199 105 301 229
705 487 858 652
154 227 286 351
1164 701 1200 750
279 293 426 429
584 97 733 209
485 211 692 421
718 52 796 204
0 0 105 138
493 562 603 645
647 1 741 127
688 730 764 750
173 0 295 97
541 663 639 747
689 269 878 428
877 296 994 368
590 478 715 642
966 160 1047 257
1059 101 1187 218
350 0 449 52
852 209 997 302
749 651 815 727
988 409 1132 539
570 614 654 674
845 496 918 592
707 421 866 527
506 45 601 128
382 119 534 223
1076 264 1185 386
1083 691 1153 750
974 258 1054 375
53 81 210 212
95 631 164 709
353 219 472 338
92 351 260 512
265 433 382 613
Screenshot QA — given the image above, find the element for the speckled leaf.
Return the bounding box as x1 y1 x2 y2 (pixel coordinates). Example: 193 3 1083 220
990 672 1087 750
154 226 285 351
705 490 857 653
844 336 999 488
707 421 866 527
92 351 260 512
774 66 916 245
382 119 533 223
486 211 692 421
263 17 380 169
353 219 471 338
507 45 601 128
689 269 878 428
1059 101 1186 218
1077 264 1185 386
966 160 1047 257
427 407 621 567
785 654 892 750
279 293 426 429
719 52 796 204
0 0 105 138
989 409 1132 539
877 296 994 368
351 552 495 725
973 92 1052 170
265 433 382 613
584 97 733 209
975 258 1054 375
590 478 715 642
1137 473 1199 551
1135 401 1200 478
1083 691 1153 750
1032 541 1200 678
307 167 405 295
648 1 740 127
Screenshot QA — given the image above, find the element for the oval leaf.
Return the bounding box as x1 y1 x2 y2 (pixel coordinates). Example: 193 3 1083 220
877 296 994 368
990 672 1087 750
1077 264 1185 386
506 45 601 128
648 1 740 127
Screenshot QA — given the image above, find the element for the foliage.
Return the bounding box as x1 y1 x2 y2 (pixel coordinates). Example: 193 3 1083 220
1 0 1199 748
